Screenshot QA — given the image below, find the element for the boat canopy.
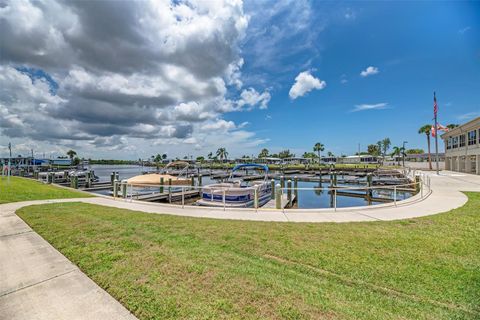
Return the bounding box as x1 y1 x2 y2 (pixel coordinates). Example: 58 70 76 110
232 163 269 173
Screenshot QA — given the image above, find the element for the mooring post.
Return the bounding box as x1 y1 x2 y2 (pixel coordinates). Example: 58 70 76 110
287 179 292 207
271 179 275 199
415 175 421 194
191 175 194 186
85 171 91 188
198 174 202 186
254 187 259 210
115 172 119 181
275 183 282 209
333 172 337 186
329 172 333 188
73 176 79 189
280 176 285 189
113 179 119 198
168 178 172 203
110 172 115 185
121 180 127 198
293 176 298 204
366 173 372 201
160 177 164 193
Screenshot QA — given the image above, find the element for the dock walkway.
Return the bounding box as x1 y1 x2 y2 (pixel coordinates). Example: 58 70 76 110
263 194 295 209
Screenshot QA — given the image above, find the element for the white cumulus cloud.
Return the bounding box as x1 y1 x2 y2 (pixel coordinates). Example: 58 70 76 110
288 71 326 100
360 66 379 77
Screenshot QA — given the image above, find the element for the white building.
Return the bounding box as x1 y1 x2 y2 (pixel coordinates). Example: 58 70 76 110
441 116 480 174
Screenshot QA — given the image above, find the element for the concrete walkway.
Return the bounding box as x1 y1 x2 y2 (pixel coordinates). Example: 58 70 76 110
1 171 479 319
0 198 137 320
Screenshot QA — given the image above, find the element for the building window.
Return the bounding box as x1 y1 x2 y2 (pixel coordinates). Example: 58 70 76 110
447 137 452 150
468 130 477 145
459 134 466 147
452 136 459 148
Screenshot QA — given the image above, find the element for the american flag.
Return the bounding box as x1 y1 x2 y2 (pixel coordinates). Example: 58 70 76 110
433 92 438 118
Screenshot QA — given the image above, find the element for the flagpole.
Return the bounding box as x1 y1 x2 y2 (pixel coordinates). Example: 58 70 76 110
434 92 439 175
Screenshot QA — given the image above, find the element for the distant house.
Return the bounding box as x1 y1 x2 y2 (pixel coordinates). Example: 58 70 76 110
283 157 311 165
257 157 282 165
338 155 379 164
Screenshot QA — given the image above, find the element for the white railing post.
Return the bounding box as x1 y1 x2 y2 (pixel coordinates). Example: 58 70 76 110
394 186 397 206
334 189 337 211
182 186 185 208
223 189 226 211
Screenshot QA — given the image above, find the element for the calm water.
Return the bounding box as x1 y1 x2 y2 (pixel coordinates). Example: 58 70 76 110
88 165 413 209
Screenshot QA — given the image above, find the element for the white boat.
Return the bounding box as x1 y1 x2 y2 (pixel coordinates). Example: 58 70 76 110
196 164 272 208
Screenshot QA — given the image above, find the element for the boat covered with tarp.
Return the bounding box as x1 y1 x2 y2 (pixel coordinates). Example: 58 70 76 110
126 161 191 186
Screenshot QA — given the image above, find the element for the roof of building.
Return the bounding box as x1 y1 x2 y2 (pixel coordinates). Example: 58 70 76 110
441 116 480 138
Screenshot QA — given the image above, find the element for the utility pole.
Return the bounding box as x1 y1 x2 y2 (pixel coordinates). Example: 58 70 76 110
8 142 12 183
31 149 34 172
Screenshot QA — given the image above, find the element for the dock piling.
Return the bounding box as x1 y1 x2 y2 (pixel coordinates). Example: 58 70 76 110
271 179 275 199
113 179 119 198
294 176 298 204
287 179 292 207
275 184 281 209
121 180 127 198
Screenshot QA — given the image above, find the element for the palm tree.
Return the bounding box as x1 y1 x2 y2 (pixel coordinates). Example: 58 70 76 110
418 125 432 170
382 138 391 157
207 152 213 159
66 150 77 163
313 142 324 162
258 148 269 158
216 148 228 162
446 124 459 130
391 146 405 166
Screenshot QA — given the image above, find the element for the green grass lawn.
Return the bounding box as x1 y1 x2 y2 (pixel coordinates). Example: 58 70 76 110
17 193 480 320
0 176 93 204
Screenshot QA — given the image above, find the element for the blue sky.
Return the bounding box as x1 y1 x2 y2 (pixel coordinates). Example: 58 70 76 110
0 0 479 159
228 1 480 156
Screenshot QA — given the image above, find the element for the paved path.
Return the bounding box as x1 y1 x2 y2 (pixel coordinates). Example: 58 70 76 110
1 171 479 319
0 198 137 320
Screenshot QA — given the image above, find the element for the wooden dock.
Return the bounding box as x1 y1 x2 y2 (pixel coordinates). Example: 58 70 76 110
134 190 200 202
263 194 296 209
83 183 112 191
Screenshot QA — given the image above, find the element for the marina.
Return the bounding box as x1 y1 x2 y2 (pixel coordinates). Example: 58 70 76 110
5 162 418 210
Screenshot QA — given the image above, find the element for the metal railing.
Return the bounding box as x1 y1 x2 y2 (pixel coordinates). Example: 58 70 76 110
112 173 431 212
